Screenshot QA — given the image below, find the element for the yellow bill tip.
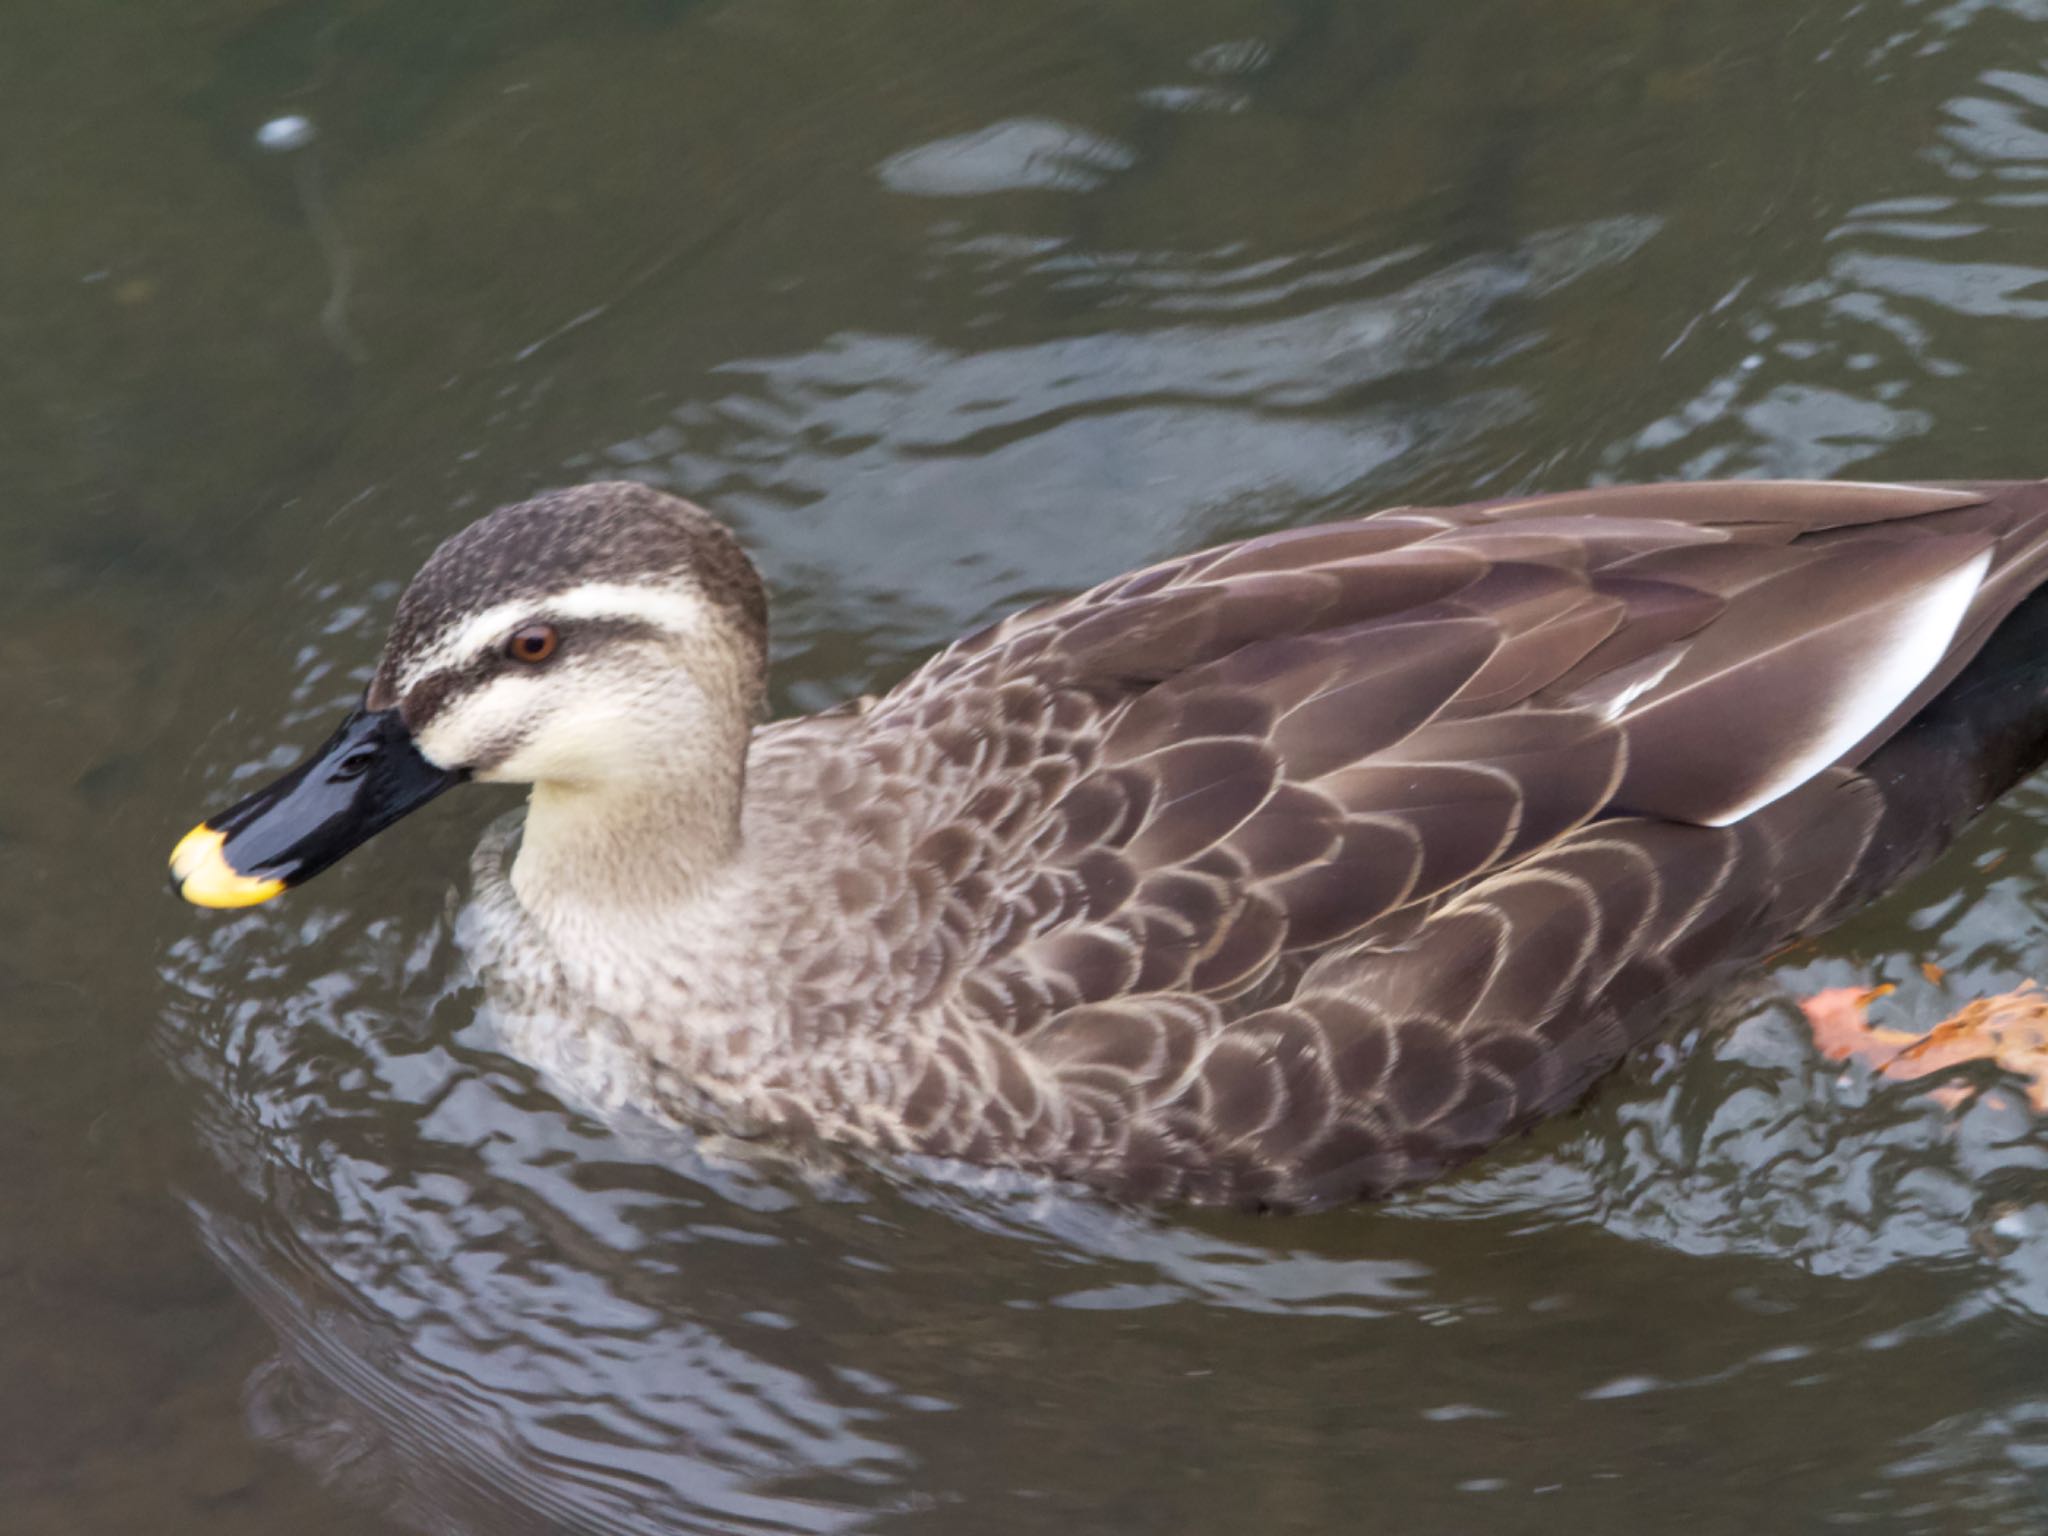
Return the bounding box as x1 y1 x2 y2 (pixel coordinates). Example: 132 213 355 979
168 823 286 909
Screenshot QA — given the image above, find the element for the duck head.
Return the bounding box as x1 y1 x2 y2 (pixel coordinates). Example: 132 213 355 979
170 482 768 908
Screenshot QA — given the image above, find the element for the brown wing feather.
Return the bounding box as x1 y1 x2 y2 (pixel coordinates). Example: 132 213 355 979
834 479 2048 1204
891 481 2045 1025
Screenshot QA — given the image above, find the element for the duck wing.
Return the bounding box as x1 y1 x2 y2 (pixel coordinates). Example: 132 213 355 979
860 480 2048 1201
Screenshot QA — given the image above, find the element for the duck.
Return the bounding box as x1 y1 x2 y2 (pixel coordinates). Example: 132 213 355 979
169 477 2048 1209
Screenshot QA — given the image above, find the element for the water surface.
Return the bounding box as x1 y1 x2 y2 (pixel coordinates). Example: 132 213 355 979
15 0 2048 1530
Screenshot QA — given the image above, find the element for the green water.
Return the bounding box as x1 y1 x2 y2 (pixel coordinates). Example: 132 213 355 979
15 0 2048 1530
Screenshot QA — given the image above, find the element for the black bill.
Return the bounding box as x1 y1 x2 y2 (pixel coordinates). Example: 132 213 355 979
169 706 463 908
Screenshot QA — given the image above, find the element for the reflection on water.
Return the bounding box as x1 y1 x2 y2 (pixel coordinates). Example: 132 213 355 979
587 214 1657 681
878 120 1139 198
10 0 2048 1530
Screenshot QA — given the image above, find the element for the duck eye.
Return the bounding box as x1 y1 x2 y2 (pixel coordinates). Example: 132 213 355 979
505 623 560 664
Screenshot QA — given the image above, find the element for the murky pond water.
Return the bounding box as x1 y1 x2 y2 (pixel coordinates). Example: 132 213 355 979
16 0 2048 1530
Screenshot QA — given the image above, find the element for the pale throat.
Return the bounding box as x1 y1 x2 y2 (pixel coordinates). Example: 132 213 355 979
507 736 751 943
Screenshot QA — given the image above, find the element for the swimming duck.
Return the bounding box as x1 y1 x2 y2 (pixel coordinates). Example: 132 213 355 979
171 478 2048 1208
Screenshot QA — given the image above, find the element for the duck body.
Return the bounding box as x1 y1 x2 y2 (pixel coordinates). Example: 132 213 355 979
177 479 2048 1208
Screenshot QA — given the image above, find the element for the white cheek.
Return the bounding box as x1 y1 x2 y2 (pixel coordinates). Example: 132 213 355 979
413 673 544 775
415 665 707 786
489 702 651 784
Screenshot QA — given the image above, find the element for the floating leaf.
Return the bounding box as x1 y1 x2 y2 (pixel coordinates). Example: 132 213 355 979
1800 984 1907 1063
1798 981 2048 1112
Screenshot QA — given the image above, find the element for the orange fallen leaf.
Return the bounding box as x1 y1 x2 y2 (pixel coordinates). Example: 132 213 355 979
1801 985 1908 1061
1800 981 2048 1112
1920 961 1947 986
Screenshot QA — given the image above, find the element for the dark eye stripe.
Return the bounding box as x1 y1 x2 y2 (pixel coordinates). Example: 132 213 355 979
398 617 669 731
400 656 495 732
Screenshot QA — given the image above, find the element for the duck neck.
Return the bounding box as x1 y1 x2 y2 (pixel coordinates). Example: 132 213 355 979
509 749 748 946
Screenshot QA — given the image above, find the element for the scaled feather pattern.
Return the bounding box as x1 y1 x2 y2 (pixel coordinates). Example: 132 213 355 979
437 479 2048 1207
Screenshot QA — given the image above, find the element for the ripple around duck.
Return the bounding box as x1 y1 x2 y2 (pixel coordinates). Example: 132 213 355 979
153 763 2048 1534
163 912 908 1536
876 120 1138 198
1608 50 2048 485
582 214 1656 678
